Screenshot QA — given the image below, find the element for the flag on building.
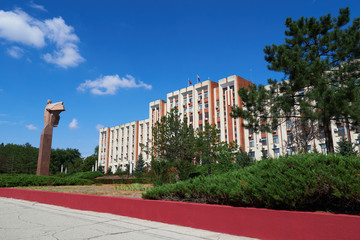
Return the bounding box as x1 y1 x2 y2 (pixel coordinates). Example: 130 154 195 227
188 78 192 85
197 74 201 82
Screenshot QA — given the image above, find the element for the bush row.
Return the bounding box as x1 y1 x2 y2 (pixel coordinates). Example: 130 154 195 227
67 171 103 179
143 154 360 213
93 178 151 185
0 174 93 187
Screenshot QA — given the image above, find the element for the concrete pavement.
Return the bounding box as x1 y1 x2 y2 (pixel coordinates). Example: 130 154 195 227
0 197 258 240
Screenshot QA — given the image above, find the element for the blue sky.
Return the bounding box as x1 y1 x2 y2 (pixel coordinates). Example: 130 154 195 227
1 0 359 157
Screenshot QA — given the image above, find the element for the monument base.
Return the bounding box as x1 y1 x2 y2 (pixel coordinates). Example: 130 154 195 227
36 125 53 175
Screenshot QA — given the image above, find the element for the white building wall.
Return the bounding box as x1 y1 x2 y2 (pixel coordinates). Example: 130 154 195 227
99 75 360 166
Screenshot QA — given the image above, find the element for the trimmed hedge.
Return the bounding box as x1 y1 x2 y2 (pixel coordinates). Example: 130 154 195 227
93 178 151 185
68 171 103 180
0 174 93 187
143 154 360 213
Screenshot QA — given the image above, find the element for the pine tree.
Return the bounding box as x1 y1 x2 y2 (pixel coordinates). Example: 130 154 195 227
336 136 358 156
135 154 145 173
232 8 360 153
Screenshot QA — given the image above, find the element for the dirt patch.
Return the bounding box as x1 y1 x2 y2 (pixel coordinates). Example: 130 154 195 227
16 184 153 198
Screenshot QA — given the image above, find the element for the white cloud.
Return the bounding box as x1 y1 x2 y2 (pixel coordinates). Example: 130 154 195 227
0 9 84 68
29 1 47 12
26 124 37 130
96 124 104 131
0 9 45 47
7 46 24 58
69 118 79 129
43 43 84 68
44 17 79 47
42 17 84 68
77 74 152 95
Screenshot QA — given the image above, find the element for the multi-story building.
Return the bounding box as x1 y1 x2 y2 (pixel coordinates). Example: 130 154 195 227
98 75 360 173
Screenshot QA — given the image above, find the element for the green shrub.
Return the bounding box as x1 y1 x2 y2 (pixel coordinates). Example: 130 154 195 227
143 154 360 213
0 174 93 187
68 171 103 179
93 178 151 184
115 183 152 191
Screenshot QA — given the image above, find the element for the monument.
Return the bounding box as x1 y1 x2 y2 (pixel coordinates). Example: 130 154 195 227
36 100 65 175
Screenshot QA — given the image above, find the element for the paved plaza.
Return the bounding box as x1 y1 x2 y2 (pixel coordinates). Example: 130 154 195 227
0 197 257 240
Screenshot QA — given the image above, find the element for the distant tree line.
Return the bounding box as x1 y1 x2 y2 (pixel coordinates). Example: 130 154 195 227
0 142 98 175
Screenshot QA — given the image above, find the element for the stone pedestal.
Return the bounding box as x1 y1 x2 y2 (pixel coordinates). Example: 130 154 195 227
36 125 53 175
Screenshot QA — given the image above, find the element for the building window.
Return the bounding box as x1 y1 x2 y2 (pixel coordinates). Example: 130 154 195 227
262 149 268 159
337 126 345 136
287 133 293 144
189 95 193 103
289 147 296 155
320 144 327 155
189 106 193 113
199 114 203 120
286 119 292 129
199 124 203 131
217 110 220 118
184 98 187 105
205 102 208 109
249 151 255 160
249 139 254 147
307 145 311 153
261 137 267 145
205 112 209 119
273 135 279 144
204 92 208 99
190 116 193 122
198 93 202 100
274 148 280 158
249 128 254 135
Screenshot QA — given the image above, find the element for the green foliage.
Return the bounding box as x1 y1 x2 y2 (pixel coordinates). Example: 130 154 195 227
115 166 129 176
115 183 152 191
336 136 358 156
50 148 82 174
135 154 145 174
81 154 97 172
93 178 151 184
232 8 360 154
143 154 360 213
0 174 93 187
68 171 103 180
106 166 113 175
0 143 99 175
144 108 197 163
0 143 38 174
196 123 220 176
97 165 104 174
143 110 253 185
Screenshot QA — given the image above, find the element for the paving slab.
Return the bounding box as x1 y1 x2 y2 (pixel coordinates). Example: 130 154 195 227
0 197 258 240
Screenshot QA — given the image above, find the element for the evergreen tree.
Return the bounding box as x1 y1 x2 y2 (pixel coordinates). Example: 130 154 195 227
232 8 360 153
143 108 197 162
106 165 112 175
196 123 220 176
135 154 145 173
336 136 358 156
